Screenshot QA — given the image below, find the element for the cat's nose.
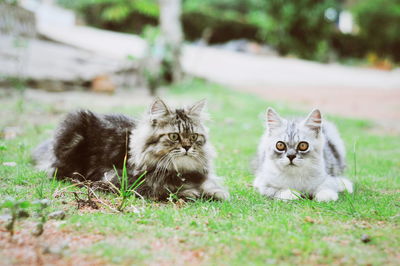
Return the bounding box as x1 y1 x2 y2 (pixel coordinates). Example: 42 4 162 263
287 154 296 161
183 145 191 151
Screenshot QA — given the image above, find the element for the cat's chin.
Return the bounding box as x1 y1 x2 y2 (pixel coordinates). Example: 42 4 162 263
172 155 203 172
276 160 299 169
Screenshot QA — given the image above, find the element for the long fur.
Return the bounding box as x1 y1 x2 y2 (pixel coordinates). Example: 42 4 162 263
32 99 229 201
253 108 353 202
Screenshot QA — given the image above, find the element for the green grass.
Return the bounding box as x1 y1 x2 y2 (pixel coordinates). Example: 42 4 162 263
0 79 399 265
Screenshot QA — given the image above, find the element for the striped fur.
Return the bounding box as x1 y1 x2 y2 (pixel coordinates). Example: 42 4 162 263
129 99 228 200
32 99 228 201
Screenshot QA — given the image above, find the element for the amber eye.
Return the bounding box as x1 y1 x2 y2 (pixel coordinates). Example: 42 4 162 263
276 141 286 151
168 133 179 141
189 133 198 141
297 141 309 151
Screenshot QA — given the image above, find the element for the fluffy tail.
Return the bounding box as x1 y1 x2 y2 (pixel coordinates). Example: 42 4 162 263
32 139 55 176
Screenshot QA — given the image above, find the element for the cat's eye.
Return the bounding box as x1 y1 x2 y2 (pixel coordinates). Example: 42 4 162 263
189 133 198 141
168 133 179 141
297 141 309 151
276 141 286 151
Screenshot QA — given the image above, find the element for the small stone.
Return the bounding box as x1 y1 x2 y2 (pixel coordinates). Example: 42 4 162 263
0 214 12 223
42 246 51 254
2 127 22 140
32 223 44 237
33 199 51 207
361 234 371 243
42 244 68 256
3 162 17 167
48 210 66 220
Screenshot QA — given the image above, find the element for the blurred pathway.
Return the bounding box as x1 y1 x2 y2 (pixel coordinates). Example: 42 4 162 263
38 24 400 130
183 47 400 124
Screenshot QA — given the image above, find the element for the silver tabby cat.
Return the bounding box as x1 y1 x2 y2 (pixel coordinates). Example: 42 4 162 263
253 108 353 202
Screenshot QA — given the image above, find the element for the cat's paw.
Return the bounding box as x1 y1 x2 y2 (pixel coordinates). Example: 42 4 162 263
201 177 229 200
179 189 201 200
209 189 230 201
337 178 353 193
275 189 300 201
314 189 338 202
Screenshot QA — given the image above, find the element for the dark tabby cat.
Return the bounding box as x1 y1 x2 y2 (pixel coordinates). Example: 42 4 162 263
32 99 229 201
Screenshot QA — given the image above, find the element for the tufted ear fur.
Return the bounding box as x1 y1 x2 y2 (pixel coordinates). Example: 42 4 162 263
188 99 206 117
150 98 171 117
266 107 283 132
304 109 322 134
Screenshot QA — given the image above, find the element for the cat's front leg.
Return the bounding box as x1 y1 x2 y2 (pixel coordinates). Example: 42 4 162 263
314 176 352 202
335 177 354 193
201 175 229 200
314 189 338 202
178 188 201 200
274 189 301 201
256 183 300 201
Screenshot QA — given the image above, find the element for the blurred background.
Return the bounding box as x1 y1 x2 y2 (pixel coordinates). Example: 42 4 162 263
1 0 399 131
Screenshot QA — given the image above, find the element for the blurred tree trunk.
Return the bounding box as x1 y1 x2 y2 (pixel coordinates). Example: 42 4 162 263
159 0 183 82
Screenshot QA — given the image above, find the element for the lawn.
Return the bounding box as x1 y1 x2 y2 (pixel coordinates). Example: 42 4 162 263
0 79 399 265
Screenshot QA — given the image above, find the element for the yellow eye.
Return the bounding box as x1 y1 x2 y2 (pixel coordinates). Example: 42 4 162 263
297 142 309 151
276 141 286 151
168 133 179 141
190 133 198 141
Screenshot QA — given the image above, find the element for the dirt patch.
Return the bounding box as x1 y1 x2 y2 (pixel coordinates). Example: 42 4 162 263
149 237 207 266
0 220 106 266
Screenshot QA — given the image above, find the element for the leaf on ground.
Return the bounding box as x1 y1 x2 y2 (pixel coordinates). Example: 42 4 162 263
304 216 315 224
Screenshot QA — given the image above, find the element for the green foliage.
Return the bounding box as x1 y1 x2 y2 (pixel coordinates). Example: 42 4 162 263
184 0 337 60
58 0 400 62
251 0 336 60
58 0 158 22
0 0 19 5
185 0 400 61
113 155 146 212
31 199 50 236
1 198 31 210
139 26 176 95
59 0 337 61
0 198 50 237
351 0 400 61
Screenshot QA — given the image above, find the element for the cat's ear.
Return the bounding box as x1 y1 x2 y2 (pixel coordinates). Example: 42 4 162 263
150 98 171 117
266 107 283 130
188 99 206 117
304 109 322 133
